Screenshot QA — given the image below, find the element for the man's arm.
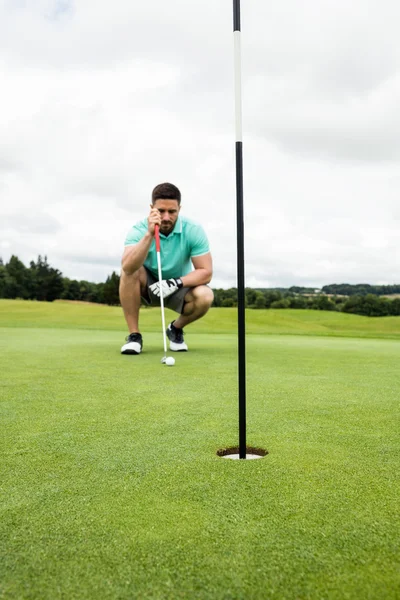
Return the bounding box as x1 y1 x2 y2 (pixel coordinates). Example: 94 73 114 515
121 234 153 275
121 207 161 275
180 253 213 288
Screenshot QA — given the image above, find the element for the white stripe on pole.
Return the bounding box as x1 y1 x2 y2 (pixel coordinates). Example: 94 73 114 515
234 31 243 142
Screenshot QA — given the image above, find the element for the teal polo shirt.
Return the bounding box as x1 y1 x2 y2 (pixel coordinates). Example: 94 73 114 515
124 215 210 279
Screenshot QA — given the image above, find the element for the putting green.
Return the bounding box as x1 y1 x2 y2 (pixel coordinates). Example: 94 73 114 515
1 301 399 599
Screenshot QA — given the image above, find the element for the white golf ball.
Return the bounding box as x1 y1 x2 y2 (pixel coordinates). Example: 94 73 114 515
165 357 175 366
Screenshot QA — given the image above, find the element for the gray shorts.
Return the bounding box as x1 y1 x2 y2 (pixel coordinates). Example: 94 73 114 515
143 268 190 314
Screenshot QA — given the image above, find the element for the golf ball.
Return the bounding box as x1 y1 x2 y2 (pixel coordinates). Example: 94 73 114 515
165 357 175 366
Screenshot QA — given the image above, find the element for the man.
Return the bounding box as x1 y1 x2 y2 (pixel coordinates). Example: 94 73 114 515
120 182 214 354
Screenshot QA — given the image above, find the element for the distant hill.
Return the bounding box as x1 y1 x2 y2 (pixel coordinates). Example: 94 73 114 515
255 284 400 297
321 284 400 296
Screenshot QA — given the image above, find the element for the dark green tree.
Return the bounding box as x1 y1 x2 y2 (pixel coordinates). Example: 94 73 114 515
312 295 337 311
5 256 23 297
4 255 33 299
103 272 120 306
270 298 290 309
61 278 80 300
388 298 400 316
221 297 234 307
87 282 105 304
0 261 8 298
245 288 257 307
30 256 64 302
264 290 282 308
362 295 390 317
288 295 307 309
254 291 267 309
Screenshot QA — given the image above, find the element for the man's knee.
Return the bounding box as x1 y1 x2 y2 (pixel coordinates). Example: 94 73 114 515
121 266 138 280
201 286 214 307
120 266 148 294
189 285 214 308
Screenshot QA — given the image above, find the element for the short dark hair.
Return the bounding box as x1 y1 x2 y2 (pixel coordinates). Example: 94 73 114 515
152 182 181 205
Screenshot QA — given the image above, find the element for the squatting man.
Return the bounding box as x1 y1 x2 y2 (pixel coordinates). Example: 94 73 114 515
120 182 214 354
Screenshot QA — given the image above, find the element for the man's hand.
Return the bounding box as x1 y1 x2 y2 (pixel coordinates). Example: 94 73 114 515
149 278 183 299
147 207 162 236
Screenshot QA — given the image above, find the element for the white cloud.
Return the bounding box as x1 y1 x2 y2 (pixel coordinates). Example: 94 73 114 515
0 0 399 289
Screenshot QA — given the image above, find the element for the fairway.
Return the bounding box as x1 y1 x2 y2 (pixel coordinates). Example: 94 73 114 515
1 301 399 599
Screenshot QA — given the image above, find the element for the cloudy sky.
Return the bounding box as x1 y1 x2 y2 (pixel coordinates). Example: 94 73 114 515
1 0 399 289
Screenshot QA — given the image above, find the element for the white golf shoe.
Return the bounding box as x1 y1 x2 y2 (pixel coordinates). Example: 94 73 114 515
166 322 188 352
121 332 143 355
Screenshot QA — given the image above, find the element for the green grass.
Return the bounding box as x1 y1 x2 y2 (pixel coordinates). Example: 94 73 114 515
1 300 399 599
2 299 400 338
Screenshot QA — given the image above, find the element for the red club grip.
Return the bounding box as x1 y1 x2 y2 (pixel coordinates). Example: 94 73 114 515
155 224 161 252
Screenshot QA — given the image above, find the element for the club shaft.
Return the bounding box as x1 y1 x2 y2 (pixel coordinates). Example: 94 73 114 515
155 226 167 354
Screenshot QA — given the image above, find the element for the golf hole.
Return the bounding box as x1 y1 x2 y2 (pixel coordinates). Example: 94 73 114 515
217 447 268 460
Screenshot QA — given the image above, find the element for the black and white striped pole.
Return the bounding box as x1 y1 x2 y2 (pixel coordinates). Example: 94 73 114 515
233 0 247 459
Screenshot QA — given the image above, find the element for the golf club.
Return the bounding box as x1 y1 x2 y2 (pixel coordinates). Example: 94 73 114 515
155 224 170 365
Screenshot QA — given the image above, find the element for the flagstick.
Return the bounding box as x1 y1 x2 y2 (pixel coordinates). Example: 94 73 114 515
233 0 247 459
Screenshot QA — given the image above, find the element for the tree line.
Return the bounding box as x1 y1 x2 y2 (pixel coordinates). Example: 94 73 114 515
320 283 400 296
1 255 400 317
213 288 400 316
0 255 119 305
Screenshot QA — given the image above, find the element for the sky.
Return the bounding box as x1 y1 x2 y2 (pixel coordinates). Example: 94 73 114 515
1 0 399 289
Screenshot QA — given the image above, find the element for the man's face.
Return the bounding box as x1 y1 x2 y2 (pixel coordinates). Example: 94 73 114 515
152 199 180 235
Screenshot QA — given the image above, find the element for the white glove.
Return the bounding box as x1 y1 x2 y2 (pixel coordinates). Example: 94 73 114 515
149 278 183 299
